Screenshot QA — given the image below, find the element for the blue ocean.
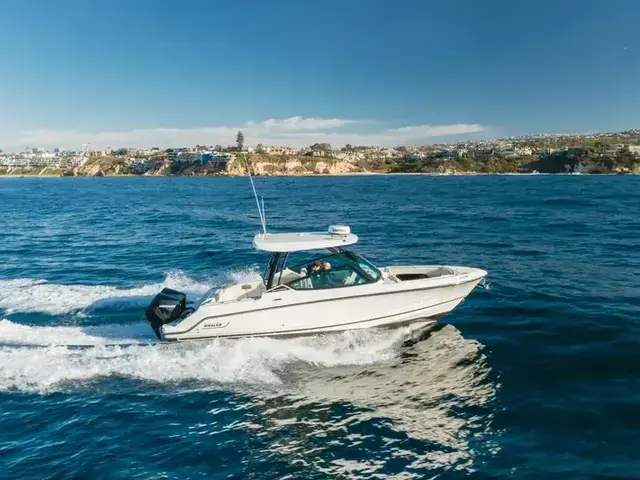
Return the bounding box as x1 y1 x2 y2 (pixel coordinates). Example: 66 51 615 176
1 175 638 479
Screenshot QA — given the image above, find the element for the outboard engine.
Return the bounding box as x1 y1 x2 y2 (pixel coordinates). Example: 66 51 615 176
145 288 190 340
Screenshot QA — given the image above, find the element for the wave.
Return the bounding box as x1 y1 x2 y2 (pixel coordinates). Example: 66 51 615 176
0 318 156 346
0 319 433 394
271 325 496 472
0 270 245 316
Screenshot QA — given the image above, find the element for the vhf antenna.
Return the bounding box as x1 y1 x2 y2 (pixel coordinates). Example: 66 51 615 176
245 154 266 234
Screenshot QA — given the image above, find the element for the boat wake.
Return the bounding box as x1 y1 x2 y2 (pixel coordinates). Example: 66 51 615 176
0 318 156 347
255 325 498 473
0 270 252 316
0 317 443 394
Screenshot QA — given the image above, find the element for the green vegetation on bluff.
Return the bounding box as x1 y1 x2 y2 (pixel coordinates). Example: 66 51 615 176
389 147 640 174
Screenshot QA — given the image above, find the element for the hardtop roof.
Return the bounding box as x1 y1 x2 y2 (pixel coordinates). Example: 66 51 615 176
253 231 359 253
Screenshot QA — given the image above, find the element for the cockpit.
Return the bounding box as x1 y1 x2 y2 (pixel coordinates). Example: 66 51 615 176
263 248 382 291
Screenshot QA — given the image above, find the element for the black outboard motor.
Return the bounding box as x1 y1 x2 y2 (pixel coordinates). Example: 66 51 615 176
145 288 189 340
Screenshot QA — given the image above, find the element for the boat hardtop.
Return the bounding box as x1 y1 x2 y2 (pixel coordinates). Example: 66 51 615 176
253 224 358 253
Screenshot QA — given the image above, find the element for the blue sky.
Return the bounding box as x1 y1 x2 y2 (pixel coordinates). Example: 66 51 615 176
0 0 639 149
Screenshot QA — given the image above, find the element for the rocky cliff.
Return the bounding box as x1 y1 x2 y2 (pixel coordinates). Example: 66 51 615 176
67 154 362 176
225 155 361 175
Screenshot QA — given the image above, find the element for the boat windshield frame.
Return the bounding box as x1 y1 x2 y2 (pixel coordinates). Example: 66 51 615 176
262 247 381 290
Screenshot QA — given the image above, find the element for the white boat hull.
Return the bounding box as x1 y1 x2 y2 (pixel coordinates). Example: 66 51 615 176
158 266 486 341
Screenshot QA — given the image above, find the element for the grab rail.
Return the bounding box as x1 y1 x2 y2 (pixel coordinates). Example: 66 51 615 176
264 283 294 294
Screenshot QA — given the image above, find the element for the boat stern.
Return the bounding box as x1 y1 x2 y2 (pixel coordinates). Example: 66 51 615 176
145 287 193 340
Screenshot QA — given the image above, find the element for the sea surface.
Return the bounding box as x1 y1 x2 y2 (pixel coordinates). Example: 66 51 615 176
0 175 639 479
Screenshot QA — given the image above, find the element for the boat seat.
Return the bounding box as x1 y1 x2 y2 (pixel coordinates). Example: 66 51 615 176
343 271 359 285
295 277 314 289
241 284 266 300
276 269 303 285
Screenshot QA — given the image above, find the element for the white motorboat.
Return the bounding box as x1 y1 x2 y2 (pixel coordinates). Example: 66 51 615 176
145 225 488 341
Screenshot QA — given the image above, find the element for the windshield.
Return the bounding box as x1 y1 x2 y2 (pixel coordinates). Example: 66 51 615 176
283 248 381 290
340 250 382 282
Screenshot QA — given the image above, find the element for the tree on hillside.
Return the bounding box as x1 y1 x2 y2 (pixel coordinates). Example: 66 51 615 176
256 143 265 154
615 146 637 168
236 131 244 152
310 143 332 154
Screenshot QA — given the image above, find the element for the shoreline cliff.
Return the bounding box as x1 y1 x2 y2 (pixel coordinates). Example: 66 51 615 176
1 151 640 177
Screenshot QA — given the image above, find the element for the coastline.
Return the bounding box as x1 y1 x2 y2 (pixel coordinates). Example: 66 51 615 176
1 172 637 178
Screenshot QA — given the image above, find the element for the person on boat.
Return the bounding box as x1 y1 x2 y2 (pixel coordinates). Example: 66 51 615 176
309 260 323 274
309 260 331 273
302 260 331 286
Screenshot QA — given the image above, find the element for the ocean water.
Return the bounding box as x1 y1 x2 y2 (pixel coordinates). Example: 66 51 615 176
0 175 639 479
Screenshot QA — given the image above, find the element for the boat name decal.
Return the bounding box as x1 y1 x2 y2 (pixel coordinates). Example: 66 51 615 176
203 321 227 329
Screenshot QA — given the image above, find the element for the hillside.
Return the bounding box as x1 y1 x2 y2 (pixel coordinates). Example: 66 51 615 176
3 149 640 177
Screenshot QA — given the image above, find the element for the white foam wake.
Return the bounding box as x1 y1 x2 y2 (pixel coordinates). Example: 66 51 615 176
0 318 155 346
0 319 427 393
0 271 215 315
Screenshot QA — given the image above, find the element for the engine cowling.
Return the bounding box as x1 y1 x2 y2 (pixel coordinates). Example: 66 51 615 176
145 288 189 340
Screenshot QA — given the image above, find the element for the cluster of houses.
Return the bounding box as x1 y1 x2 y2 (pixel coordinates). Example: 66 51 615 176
0 148 88 169
395 140 640 164
2 131 640 172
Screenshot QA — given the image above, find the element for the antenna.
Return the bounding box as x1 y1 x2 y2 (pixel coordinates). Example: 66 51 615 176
245 155 267 234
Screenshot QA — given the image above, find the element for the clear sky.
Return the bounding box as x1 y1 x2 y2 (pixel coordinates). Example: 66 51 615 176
0 0 639 149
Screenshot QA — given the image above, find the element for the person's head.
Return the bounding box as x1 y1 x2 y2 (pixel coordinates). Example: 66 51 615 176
310 260 322 272
322 262 331 270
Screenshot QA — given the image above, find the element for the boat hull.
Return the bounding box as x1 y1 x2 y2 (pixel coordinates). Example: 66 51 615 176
159 267 485 341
